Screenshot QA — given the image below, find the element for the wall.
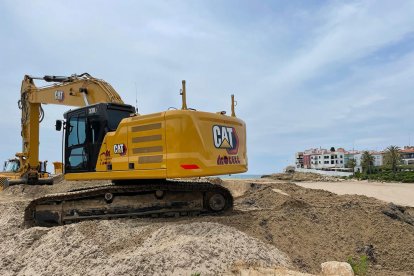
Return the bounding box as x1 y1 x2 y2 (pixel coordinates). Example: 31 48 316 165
295 168 353 177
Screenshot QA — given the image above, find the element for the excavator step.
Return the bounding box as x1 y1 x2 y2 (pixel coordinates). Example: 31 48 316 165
24 180 233 227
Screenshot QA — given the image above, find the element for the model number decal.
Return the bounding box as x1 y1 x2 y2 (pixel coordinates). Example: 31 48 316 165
88 107 97 114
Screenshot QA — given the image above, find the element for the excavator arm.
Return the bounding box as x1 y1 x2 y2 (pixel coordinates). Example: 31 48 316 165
18 73 124 184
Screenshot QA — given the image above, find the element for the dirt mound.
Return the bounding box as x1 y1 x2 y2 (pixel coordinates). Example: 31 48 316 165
1 178 414 275
262 172 343 182
0 195 290 275
211 181 414 275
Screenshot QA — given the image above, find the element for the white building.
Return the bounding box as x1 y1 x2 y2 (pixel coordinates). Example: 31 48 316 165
295 152 304 168
297 148 388 171
309 149 345 170
400 147 414 165
373 153 383 167
353 152 383 172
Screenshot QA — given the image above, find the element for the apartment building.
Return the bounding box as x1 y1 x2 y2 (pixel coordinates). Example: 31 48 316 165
344 150 359 167
296 145 414 172
353 152 383 172
400 146 414 165
312 152 345 169
298 148 346 170
296 148 384 172
295 152 304 168
301 148 325 169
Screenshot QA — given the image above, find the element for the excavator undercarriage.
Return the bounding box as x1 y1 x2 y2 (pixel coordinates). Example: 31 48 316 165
25 180 233 227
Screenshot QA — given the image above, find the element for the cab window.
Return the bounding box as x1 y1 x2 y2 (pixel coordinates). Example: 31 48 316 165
68 116 87 146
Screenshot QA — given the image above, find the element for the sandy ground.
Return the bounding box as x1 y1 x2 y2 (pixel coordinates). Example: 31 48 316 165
295 180 414 207
0 177 413 275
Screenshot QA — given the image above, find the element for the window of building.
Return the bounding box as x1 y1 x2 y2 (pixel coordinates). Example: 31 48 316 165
331 160 334 164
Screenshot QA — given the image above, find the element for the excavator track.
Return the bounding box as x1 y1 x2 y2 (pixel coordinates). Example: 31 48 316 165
24 180 233 227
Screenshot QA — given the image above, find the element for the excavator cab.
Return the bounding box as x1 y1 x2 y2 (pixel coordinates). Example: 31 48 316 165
3 159 20 173
0 159 20 190
62 103 135 173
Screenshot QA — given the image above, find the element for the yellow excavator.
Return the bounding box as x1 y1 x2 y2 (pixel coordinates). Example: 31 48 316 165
0 158 50 184
1 159 24 184
0 158 64 190
6 73 247 226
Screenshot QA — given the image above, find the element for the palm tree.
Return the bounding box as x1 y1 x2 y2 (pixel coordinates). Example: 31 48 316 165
383 145 401 173
346 158 356 172
361 151 374 174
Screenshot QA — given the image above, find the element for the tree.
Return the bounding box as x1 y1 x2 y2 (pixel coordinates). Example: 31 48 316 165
383 145 401 174
361 151 374 174
346 158 356 172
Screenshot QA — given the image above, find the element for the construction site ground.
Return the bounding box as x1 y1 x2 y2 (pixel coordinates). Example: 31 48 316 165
0 175 413 275
295 180 414 207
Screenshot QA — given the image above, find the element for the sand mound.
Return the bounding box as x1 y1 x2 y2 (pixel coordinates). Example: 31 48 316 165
0 200 290 276
1 178 414 275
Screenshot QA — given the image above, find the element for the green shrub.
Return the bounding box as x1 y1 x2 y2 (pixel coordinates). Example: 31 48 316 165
354 170 414 183
347 255 368 276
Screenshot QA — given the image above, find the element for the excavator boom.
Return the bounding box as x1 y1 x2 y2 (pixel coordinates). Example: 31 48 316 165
17 73 123 184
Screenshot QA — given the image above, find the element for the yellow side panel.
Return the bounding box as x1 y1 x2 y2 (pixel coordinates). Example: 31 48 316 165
127 113 166 170
164 110 247 178
81 109 247 181
95 127 129 171
93 113 167 179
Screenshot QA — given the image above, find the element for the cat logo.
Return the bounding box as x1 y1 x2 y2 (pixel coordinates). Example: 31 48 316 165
113 144 127 156
212 125 239 154
55 90 64 102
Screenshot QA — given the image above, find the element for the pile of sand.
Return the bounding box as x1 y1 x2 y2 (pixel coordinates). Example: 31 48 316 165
0 200 289 276
1 178 414 275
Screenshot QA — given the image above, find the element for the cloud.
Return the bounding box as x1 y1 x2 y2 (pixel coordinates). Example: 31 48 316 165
0 0 413 174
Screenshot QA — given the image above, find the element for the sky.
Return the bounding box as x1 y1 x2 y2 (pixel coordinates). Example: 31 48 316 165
0 0 413 174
